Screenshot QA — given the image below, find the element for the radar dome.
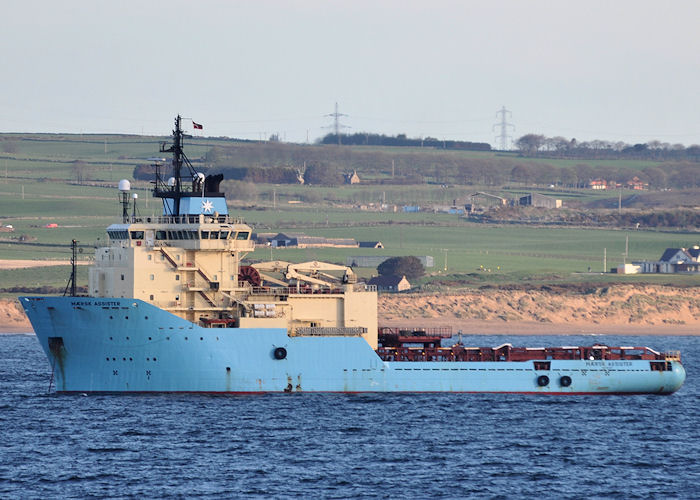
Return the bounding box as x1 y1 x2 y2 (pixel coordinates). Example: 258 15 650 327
196 172 206 181
167 177 176 187
118 179 131 192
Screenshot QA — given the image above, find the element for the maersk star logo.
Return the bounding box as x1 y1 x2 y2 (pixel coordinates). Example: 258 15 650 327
201 199 214 213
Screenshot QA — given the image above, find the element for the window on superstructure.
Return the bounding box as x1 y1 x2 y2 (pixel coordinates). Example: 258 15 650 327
130 231 144 240
156 231 166 240
150 274 155 280
220 231 229 239
211 231 220 239
201 231 209 239
176 275 180 281
177 231 184 239
236 231 249 240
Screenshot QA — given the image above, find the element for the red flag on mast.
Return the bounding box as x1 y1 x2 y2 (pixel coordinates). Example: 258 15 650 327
192 121 203 130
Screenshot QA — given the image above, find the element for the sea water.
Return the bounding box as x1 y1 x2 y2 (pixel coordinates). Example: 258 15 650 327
0 334 697 499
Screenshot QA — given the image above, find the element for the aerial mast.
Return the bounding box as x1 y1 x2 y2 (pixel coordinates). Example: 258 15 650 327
157 115 196 216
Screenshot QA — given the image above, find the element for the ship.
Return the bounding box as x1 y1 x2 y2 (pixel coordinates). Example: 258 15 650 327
20 116 686 394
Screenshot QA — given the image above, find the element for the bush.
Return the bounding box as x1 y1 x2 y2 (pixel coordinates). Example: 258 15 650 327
377 256 425 279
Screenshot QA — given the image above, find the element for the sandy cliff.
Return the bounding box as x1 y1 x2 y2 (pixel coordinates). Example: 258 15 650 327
378 285 700 335
3 284 699 335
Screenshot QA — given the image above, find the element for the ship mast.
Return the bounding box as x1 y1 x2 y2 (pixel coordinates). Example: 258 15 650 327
155 115 197 216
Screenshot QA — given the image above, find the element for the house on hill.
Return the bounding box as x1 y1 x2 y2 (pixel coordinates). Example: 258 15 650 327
344 170 360 184
625 176 647 190
635 245 700 273
588 179 608 190
367 274 411 292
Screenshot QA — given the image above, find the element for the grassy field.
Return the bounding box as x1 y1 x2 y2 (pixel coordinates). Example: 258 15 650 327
0 132 697 293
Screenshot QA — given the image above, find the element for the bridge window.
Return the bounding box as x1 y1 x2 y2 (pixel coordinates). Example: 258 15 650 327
155 231 167 240
108 230 128 240
236 231 249 240
130 231 144 240
201 231 209 239
220 231 229 239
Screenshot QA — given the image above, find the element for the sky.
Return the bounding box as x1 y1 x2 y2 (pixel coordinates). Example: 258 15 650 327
2 0 699 147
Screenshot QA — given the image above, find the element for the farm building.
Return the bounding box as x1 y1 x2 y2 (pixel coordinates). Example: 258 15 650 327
518 193 562 209
467 192 507 212
347 255 434 268
269 233 298 247
359 241 384 249
269 233 358 248
367 274 411 292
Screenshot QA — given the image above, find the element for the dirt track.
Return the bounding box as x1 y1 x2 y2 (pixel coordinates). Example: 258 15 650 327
0 259 88 270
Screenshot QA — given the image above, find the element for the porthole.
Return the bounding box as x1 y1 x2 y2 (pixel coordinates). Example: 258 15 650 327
106 357 109 361
122 357 126 361
200 337 203 341
147 358 150 361
148 337 152 340
125 316 129 320
153 357 157 362
185 337 188 340
145 316 149 320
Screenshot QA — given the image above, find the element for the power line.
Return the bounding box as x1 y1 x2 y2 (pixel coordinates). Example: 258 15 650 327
493 106 515 150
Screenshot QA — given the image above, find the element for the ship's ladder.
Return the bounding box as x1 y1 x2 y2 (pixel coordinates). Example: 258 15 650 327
198 291 217 307
159 248 178 269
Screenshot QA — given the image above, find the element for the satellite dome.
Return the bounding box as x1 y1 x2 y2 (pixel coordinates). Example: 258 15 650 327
196 172 206 181
118 179 131 192
132 193 138 199
167 177 176 187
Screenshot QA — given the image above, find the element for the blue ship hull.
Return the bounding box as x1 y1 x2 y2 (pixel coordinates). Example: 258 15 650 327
20 296 686 395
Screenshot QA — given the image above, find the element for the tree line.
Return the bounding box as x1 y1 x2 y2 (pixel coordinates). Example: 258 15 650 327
320 132 491 151
474 207 700 230
515 134 700 161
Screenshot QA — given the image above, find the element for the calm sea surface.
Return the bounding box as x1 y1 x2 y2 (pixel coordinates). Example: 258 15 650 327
1 333 698 499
